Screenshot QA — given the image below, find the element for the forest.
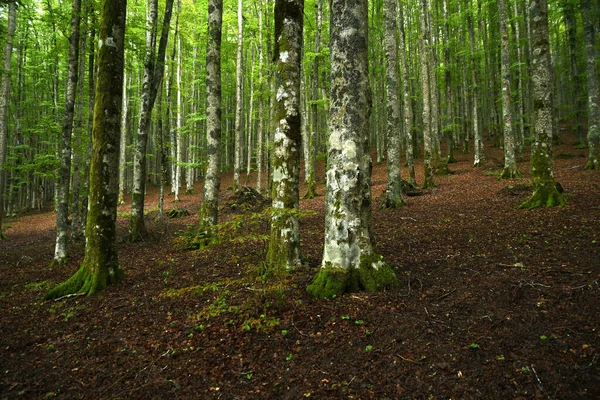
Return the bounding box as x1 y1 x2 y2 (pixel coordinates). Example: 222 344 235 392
0 0 599 397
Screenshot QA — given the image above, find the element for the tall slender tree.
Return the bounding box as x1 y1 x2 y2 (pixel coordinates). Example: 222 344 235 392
233 0 244 192
129 0 174 241
419 0 435 188
0 1 17 240
466 0 484 167
266 0 304 272
53 0 82 265
382 0 405 208
498 0 520 179
198 0 223 238
45 0 127 299
307 0 399 297
581 0 599 169
519 0 565 209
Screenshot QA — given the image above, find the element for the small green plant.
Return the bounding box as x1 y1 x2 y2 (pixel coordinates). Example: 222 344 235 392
60 312 73 322
286 353 293 361
496 354 505 361
539 335 547 340
281 329 288 336
470 343 479 349
365 345 373 352
45 344 55 352
355 320 364 325
341 315 350 320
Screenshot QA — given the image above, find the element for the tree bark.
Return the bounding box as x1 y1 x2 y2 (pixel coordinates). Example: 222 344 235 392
581 0 599 169
382 0 405 208
420 0 435 188
467 0 484 167
53 0 82 265
129 0 174 241
233 0 244 192
0 2 16 240
498 0 521 179
519 0 565 209
199 0 223 236
266 0 304 272
45 0 127 299
307 0 399 298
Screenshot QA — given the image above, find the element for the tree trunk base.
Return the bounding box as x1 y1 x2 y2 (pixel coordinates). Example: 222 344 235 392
44 261 124 300
584 159 599 170
303 179 318 199
518 183 566 209
307 259 400 298
499 165 522 180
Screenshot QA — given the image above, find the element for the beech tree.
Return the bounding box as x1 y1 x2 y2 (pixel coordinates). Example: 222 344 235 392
129 0 174 242
498 0 521 179
53 0 81 265
419 0 435 188
519 0 565 209
266 0 304 272
382 0 405 208
45 0 127 299
581 0 599 169
233 0 244 192
198 0 223 237
0 1 16 240
307 0 399 297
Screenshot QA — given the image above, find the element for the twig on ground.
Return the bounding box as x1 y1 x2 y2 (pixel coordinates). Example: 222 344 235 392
53 293 86 302
436 288 456 301
530 365 545 394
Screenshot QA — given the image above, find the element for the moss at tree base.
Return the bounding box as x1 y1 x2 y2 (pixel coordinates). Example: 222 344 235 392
303 178 318 199
44 261 125 300
584 159 599 170
518 183 566 209
499 165 522 180
307 261 400 298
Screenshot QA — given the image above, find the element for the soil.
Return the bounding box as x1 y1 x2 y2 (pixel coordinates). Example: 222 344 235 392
1 132 599 399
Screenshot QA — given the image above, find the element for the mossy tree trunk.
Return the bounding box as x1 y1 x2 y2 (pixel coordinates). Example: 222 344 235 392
498 0 521 180
53 0 81 265
129 0 174 242
266 0 303 272
307 0 399 298
518 0 565 209
581 0 599 170
382 0 405 209
466 0 485 167
0 2 16 240
45 0 127 300
198 0 223 240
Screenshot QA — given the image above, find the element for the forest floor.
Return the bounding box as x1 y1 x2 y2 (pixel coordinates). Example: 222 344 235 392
1 131 599 399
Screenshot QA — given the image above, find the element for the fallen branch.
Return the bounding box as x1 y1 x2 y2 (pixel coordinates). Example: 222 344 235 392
53 292 86 302
436 288 456 301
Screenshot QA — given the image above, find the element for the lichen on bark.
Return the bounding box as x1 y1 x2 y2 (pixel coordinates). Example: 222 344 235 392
307 0 399 297
266 0 304 272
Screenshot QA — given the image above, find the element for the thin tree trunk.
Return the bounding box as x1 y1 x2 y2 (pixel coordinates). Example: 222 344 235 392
0 2 17 240
581 0 599 169
308 0 399 297
420 0 435 188
256 0 265 193
45 0 127 299
467 0 484 166
499 0 520 179
53 0 82 265
233 0 244 192
398 0 416 185
382 0 405 208
118 69 129 204
129 0 174 241
174 32 183 201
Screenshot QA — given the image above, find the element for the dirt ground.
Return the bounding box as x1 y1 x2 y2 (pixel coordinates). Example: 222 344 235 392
1 132 599 399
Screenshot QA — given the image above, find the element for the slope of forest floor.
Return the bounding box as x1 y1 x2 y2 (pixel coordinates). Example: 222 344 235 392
1 132 599 399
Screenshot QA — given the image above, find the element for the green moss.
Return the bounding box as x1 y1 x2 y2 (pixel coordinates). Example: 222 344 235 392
44 260 125 300
499 165 522 180
307 258 400 298
303 172 318 199
518 183 567 209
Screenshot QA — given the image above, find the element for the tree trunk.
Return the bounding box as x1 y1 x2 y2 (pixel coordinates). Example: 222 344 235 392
266 0 304 272
118 69 128 204
581 0 599 169
199 0 223 236
129 0 174 241
174 32 183 201
45 0 127 299
307 0 399 298
233 0 244 192
53 0 82 265
0 2 16 240
467 0 484 167
382 0 405 208
256 0 265 193
397 0 416 185
518 0 565 209
420 0 435 188
499 0 520 179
